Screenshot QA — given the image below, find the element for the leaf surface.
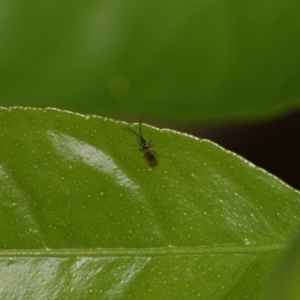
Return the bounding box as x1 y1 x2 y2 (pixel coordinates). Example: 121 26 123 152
0 107 300 299
269 232 300 300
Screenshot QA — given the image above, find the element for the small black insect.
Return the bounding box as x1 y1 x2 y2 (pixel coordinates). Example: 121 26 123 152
123 119 158 167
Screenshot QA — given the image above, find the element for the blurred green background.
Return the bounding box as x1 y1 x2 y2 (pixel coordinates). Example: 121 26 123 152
1 0 300 186
1 0 300 122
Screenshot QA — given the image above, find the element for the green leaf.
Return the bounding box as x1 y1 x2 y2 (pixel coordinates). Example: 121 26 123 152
1 1 300 123
0 107 300 299
268 232 300 300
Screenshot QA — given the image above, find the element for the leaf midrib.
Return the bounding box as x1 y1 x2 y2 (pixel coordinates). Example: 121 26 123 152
0 243 286 257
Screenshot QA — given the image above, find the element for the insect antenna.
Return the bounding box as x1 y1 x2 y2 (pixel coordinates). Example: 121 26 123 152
122 125 141 138
139 118 143 138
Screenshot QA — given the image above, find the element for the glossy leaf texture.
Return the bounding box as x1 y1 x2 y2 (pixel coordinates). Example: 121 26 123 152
0 107 300 299
1 0 300 123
